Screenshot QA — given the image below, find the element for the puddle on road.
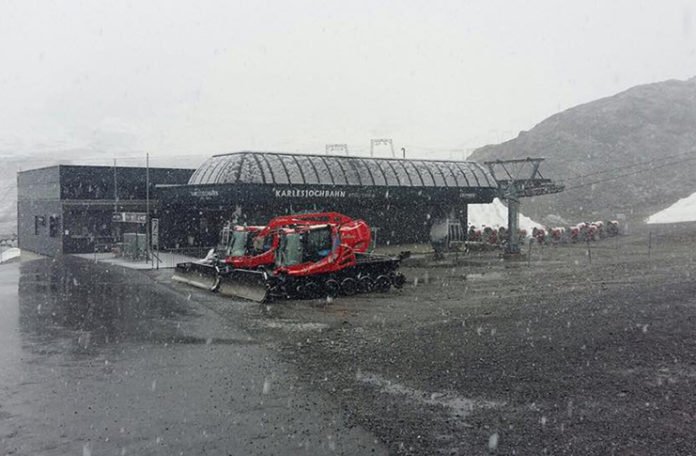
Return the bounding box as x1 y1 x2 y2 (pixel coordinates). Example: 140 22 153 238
17 258 194 353
356 370 502 419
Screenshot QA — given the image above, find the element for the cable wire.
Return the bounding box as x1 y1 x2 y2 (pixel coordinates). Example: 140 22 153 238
563 155 696 191
558 150 696 182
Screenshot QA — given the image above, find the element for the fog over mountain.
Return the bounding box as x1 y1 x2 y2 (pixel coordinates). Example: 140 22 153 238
2 77 696 235
2 1 695 158
0 150 202 236
470 77 696 224
2 1 695 235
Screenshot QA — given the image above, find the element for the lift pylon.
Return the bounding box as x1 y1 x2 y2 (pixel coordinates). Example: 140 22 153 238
484 158 564 255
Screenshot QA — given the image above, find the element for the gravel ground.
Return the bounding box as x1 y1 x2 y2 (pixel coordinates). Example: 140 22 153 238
174 228 696 455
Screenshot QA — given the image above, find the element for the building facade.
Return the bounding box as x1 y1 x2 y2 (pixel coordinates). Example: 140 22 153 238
156 152 498 248
17 165 193 256
17 153 500 256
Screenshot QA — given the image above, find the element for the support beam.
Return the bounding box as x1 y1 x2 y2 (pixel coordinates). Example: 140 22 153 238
506 196 520 255
483 158 564 256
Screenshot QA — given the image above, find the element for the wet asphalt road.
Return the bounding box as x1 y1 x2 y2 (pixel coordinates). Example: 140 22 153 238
0 257 385 455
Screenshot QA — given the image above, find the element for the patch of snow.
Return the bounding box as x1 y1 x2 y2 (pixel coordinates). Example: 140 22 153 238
488 433 499 451
356 371 502 419
646 191 696 224
468 198 543 232
260 321 329 331
0 247 20 263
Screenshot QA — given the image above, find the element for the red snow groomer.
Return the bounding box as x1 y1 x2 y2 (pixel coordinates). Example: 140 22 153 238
174 212 407 302
223 212 366 270
262 222 407 300
172 212 357 293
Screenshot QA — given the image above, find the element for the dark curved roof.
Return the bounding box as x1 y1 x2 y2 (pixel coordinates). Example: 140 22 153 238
188 151 497 188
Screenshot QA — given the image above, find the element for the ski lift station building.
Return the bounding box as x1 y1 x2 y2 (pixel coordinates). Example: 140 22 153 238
17 151 499 255
156 151 498 249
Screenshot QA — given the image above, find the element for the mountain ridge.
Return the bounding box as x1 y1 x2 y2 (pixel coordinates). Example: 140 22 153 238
470 77 696 224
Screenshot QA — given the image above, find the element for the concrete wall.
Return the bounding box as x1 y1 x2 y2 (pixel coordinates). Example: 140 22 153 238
17 199 64 256
17 167 63 256
17 166 61 201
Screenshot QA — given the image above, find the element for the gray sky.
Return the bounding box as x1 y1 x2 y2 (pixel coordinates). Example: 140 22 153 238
1 0 694 162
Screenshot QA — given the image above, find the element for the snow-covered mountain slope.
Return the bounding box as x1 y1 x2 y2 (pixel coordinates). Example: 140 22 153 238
646 191 696 224
468 198 542 232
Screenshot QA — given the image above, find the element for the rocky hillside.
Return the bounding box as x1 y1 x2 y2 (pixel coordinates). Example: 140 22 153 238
470 77 696 224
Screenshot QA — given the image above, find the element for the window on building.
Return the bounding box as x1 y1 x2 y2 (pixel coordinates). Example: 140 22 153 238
34 215 45 235
49 215 61 237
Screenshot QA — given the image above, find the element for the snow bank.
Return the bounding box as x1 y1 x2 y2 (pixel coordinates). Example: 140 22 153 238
646 191 696 224
468 198 543 232
0 247 20 263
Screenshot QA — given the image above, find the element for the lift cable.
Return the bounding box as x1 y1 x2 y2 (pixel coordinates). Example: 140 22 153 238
562 155 696 191
558 149 696 182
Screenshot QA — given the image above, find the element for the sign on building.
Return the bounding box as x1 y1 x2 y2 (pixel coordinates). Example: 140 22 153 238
112 212 147 224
